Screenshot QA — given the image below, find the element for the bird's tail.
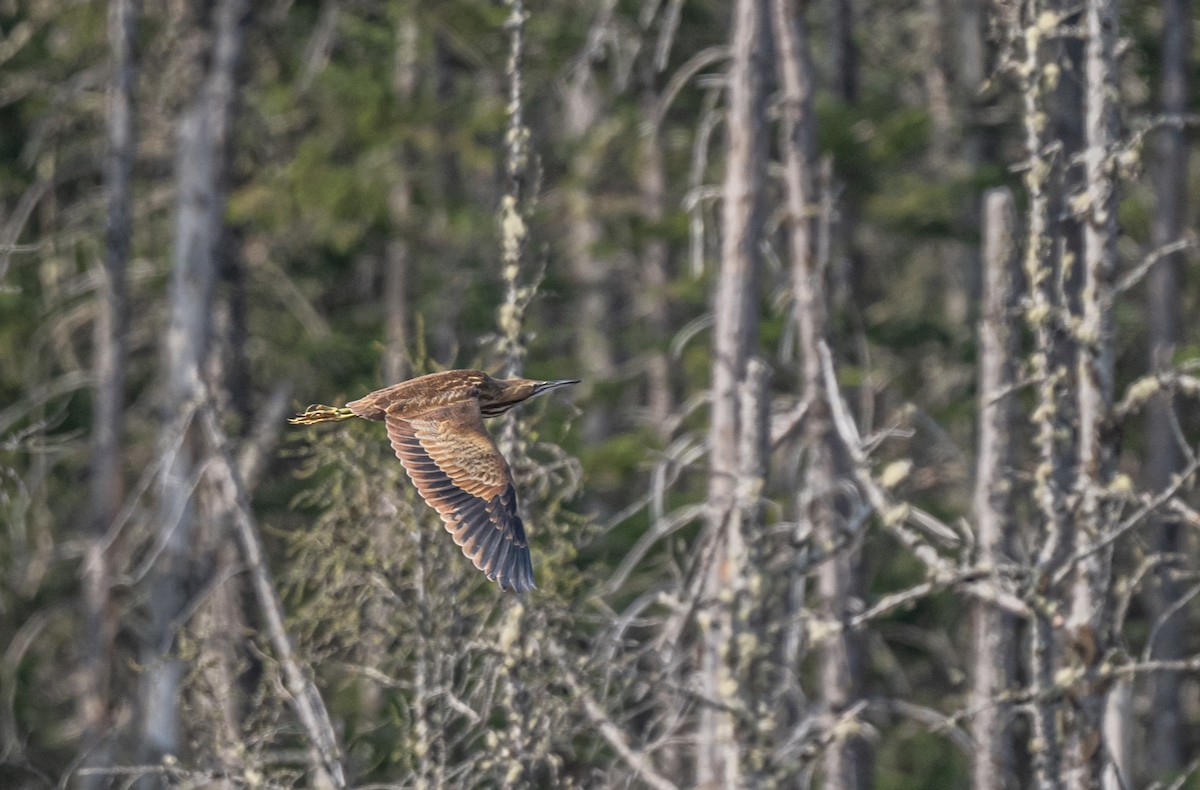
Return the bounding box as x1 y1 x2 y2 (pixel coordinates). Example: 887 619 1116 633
288 404 356 425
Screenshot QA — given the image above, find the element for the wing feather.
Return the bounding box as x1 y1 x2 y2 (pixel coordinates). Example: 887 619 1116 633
385 400 535 593
489 537 511 584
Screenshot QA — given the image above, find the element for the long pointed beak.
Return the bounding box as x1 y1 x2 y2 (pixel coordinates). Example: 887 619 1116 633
534 379 580 396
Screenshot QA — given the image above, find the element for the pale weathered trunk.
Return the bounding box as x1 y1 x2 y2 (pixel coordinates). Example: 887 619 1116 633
770 0 816 742
956 0 989 313
1067 0 1119 787
957 0 985 109
773 1 867 787
1145 0 1190 775
80 0 139 785
383 10 417 385
637 82 673 434
1021 1 1068 784
193 535 248 786
1103 679 1132 790
1047 0 1085 530
383 224 410 383
562 66 617 442
696 0 767 785
139 0 248 777
919 0 953 165
735 355 770 781
824 0 860 314
970 188 1018 790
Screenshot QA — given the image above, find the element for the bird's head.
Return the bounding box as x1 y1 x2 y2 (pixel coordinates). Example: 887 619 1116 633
480 377 580 417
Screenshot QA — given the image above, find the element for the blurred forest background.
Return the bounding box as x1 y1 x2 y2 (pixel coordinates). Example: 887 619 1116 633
1 0 1199 787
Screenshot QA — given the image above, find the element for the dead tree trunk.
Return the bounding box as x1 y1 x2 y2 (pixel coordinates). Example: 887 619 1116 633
562 65 617 442
139 0 247 777
770 0 816 742
824 0 861 313
1145 0 1190 775
80 0 139 784
637 78 673 435
1020 2 1069 785
826 0 857 104
1049 0 1085 309
383 10 417 384
773 1 867 787
970 188 1019 790
1067 0 1119 787
696 0 767 785
950 0 991 318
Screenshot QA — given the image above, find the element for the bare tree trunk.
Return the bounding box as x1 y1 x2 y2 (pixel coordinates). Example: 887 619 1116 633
562 66 617 442
80 1 139 785
810 182 871 788
1049 0 1085 316
139 0 247 778
824 0 861 316
1020 2 1068 785
193 535 248 786
970 188 1018 790
1102 679 1131 790
956 0 990 316
217 236 252 421
826 0 857 104
773 2 867 787
770 0 892 784
957 0 985 136
920 0 953 166
1066 0 1119 787
1146 0 1190 775
383 221 410 382
771 0 817 744
637 81 673 435
735 356 770 782
697 0 767 785
383 10 416 384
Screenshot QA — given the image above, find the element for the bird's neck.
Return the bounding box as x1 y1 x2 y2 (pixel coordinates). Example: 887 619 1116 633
481 400 520 418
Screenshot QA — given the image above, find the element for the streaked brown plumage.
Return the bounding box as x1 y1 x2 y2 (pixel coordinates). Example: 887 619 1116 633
289 369 579 593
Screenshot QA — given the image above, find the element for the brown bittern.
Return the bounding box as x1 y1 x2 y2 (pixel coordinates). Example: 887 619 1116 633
289 369 579 593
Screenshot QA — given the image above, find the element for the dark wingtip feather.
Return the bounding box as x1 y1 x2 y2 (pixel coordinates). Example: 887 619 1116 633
473 524 504 573
461 522 533 594
487 532 512 586
501 544 535 594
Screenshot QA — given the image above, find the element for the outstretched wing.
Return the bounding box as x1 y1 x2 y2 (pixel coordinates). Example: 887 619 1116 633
385 399 535 593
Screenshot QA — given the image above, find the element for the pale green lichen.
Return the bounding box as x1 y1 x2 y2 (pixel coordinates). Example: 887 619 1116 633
498 603 524 654
1124 375 1159 405
1042 62 1061 91
879 459 912 489
883 503 909 526
1054 665 1084 688
736 632 758 661
1026 302 1050 325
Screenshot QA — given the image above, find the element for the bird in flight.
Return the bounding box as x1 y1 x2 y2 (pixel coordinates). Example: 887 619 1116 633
289 369 579 593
